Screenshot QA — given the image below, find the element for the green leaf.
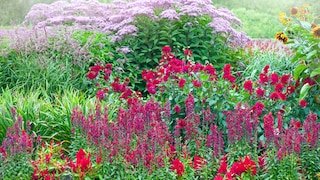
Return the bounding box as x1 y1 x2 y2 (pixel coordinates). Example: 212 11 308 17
310 68 320 77
299 83 311 101
306 50 317 60
291 50 303 63
293 64 307 80
200 73 209 81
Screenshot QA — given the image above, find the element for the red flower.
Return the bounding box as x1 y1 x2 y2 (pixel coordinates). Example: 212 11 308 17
243 80 253 93
162 46 172 54
214 174 224 180
0 148 7 158
270 92 280 100
70 148 92 179
147 83 156 94
274 83 284 92
225 74 236 83
192 80 202 88
230 161 246 176
96 90 105 100
258 156 265 170
45 153 52 163
184 49 192 56
223 64 232 75
259 73 268 84
191 154 206 170
176 119 187 129
174 105 181 114
279 93 287 101
255 88 265 98
270 73 279 85
299 99 307 108
286 85 295 95
217 156 228 174
252 102 265 116
243 155 257 175
105 63 112 70
87 71 98 80
96 155 102 164
178 78 186 88
303 77 316 86
204 64 216 76
263 65 270 74
90 65 102 73
171 159 185 176
280 74 290 84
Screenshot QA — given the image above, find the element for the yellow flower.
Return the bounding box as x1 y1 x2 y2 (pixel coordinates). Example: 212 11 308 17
290 7 299 15
312 26 320 38
279 13 288 24
275 32 289 43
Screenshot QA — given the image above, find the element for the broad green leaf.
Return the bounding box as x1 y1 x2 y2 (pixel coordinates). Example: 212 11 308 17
299 83 311 101
200 73 209 81
293 64 307 80
310 68 320 77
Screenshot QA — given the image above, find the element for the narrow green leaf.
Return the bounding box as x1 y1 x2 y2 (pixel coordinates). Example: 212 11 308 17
306 50 317 60
310 68 320 77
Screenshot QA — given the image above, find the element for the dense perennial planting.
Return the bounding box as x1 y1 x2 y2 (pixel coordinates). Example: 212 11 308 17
0 1 320 180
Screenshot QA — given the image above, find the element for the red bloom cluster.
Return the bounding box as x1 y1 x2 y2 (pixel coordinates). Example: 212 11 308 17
170 158 185 176
142 46 219 95
215 155 257 179
70 148 93 179
223 64 236 83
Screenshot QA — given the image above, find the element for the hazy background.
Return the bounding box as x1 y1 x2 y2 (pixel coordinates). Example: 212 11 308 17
0 0 319 38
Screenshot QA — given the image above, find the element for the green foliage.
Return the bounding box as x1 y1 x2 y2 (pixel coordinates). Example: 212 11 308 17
111 15 243 92
0 50 89 94
277 4 320 107
264 151 300 180
0 152 33 179
0 88 99 144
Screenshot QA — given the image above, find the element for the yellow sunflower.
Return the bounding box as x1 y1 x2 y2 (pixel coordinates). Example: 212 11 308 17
312 26 320 38
290 7 299 15
279 13 288 24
